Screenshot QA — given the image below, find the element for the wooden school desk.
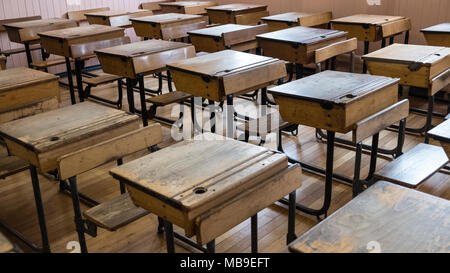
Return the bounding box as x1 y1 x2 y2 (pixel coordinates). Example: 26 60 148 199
109 133 302 253
84 9 154 28
261 11 333 32
3 18 78 67
363 44 450 138
206 3 268 25
159 1 217 15
256 26 347 78
421 23 450 47
331 14 411 73
131 13 207 40
188 23 268 53
38 25 125 105
289 181 450 253
268 70 399 219
167 50 286 137
0 67 60 123
0 102 140 252
95 39 196 126
140 1 175 14
428 118 450 158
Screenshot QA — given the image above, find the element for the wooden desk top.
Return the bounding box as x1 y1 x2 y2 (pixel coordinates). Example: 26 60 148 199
0 102 138 154
95 39 191 58
289 181 450 253
38 24 124 41
0 232 13 253
167 49 280 78
428 119 450 143
0 67 58 93
421 23 450 34
269 70 398 105
256 26 347 45
110 133 288 218
188 23 263 37
84 9 150 17
262 12 327 23
160 1 216 8
331 14 407 25
362 44 450 66
130 13 203 24
3 18 74 30
3 18 78 42
205 3 267 12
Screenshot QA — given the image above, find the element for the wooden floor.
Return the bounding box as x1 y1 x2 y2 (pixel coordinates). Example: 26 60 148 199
1 57 449 253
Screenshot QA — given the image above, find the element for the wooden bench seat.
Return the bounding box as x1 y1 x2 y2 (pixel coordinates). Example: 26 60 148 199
83 193 149 231
31 58 66 69
146 91 192 106
374 143 449 188
82 74 122 87
0 44 41 57
0 156 29 179
237 113 294 136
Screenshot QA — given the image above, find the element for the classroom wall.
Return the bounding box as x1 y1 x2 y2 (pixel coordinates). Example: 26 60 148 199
1 0 449 69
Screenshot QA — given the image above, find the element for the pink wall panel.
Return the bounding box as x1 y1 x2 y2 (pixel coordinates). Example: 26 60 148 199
0 0 449 69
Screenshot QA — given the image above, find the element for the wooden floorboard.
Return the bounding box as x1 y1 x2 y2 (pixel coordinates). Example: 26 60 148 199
1 57 449 253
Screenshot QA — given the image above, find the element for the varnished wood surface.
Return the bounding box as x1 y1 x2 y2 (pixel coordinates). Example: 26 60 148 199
269 70 399 133
64 7 110 22
256 26 346 45
85 9 153 28
421 23 450 47
3 18 78 43
205 3 267 13
0 102 140 172
0 16 42 32
38 25 125 58
1 57 449 253
363 44 450 65
0 67 60 112
331 14 406 25
289 181 450 253
421 23 450 34
262 11 332 31
168 50 286 101
95 39 195 78
159 1 217 15
131 13 203 24
429 118 450 143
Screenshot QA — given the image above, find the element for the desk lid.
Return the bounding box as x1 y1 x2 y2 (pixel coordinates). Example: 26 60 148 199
95 39 192 58
421 23 450 34
130 13 203 23
362 43 450 66
205 3 266 12
331 14 406 25
110 133 288 216
256 26 347 45
0 67 58 92
38 24 124 40
268 70 399 105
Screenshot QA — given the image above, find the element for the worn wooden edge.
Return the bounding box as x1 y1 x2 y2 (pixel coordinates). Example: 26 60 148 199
71 36 131 58
315 38 357 63
222 24 269 46
57 123 162 180
381 17 411 37
430 67 450 95
0 96 59 124
352 99 409 143
195 163 302 245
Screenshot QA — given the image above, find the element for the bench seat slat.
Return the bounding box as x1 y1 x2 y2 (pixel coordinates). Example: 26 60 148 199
146 91 192 106
82 74 122 87
83 193 149 231
374 143 449 188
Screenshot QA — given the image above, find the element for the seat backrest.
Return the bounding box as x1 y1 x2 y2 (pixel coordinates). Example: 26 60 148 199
314 38 357 64
222 24 268 47
57 123 163 180
352 99 409 144
161 21 208 40
235 10 270 25
139 1 175 11
0 15 42 32
70 36 131 59
63 7 110 22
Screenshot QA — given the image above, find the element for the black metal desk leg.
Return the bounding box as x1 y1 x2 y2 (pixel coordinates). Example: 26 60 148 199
30 165 51 253
138 74 149 127
363 41 369 73
251 214 258 253
68 176 88 253
65 57 76 105
352 143 363 198
24 42 33 68
74 58 85 103
206 240 215 253
286 191 297 244
226 95 234 139
209 100 216 133
404 30 410 44
164 220 175 253
126 79 135 113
